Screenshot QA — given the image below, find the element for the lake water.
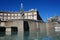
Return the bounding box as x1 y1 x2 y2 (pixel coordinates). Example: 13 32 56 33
0 31 60 40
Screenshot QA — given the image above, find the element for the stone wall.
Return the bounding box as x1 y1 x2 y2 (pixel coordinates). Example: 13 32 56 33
5 20 24 32
40 23 46 36
46 22 56 37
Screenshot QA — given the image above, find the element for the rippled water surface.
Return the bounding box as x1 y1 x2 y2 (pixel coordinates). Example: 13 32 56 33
0 31 60 40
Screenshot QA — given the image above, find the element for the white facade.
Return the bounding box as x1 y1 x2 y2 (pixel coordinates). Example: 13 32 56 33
0 9 38 21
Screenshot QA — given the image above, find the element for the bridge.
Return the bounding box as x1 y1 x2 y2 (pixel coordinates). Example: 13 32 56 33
0 19 57 40
0 19 46 34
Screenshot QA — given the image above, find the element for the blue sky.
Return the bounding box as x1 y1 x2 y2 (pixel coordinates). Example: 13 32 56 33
0 0 60 22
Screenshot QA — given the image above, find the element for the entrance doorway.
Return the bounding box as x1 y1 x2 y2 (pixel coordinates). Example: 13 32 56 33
11 27 18 32
24 21 29 32
0 27 6 32
11 27 18 35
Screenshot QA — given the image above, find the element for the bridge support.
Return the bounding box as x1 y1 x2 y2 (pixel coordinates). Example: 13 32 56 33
6 28 11 35
1 22 5 26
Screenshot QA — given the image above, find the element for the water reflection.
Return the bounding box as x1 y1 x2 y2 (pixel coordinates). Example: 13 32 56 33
0 31 18 40
0 32 5 37
0 31 60 40
11 31 18 35
24 31 29 40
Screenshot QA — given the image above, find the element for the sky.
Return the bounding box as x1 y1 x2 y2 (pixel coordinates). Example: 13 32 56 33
0 0 60 22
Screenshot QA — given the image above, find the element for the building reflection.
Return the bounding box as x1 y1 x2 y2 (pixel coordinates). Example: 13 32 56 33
0 32 5 37
0 31 18 40
24 31 29 40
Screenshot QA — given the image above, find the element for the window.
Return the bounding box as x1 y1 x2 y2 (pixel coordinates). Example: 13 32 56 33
31 15 34 19
34 16 37 18
25 13 27 16
34 16 37 20
28 13 32 15
11 14 14 16
18 14 21 16
15 14 17 16
8 14 10 16
4 17 7 20
34 12 37 14
11 17 14 19
4 14 7 16
28 16 31 19
8 17 10 19
29 16 32 19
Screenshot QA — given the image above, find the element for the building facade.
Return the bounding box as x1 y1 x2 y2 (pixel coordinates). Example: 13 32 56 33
0 8 44 33
0 9 43 21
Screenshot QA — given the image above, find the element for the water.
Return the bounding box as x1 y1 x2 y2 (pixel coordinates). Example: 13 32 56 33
0 31 60 40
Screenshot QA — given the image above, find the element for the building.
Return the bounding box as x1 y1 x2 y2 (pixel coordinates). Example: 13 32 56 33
46 16 60 36
0 8 44 32
0 9 42 21
0 3 47 39
0 2 46 40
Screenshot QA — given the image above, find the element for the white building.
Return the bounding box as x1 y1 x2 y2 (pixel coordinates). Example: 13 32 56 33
0 9 42 21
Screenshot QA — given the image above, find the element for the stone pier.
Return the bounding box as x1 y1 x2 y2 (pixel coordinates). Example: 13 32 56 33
0 19 46 40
